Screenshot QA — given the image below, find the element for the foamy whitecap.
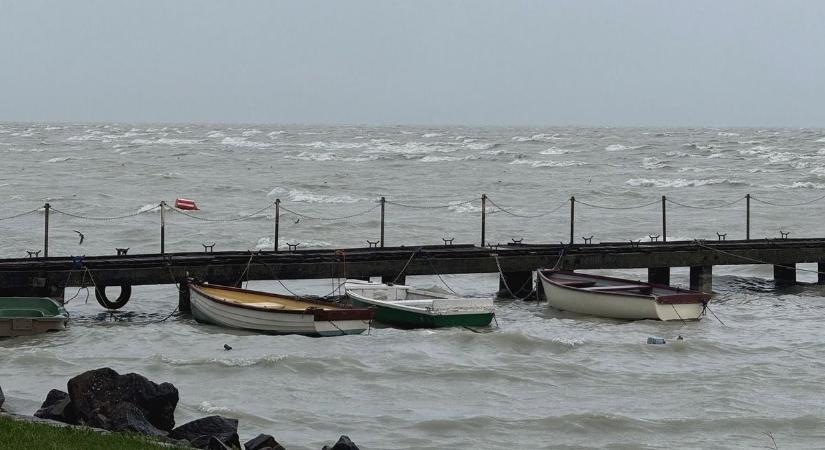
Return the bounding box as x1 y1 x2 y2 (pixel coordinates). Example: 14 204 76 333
420 155 464 163
45 156 74 163
540 147 571 155
625 178 745 188
286 152 337 162
641 157 667 169
718 131 740 137
768 181 825 189
465 142 497 151
221 137 272 148
815 137 825 143
362 141 459 155
296 141 369 150
509 159 584 168
198 401 232 414
605 144 644 152
422 132 443 138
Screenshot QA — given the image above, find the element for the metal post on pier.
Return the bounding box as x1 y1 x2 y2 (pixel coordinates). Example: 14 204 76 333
43 203 50 258
380 196 385 247
746 194 751 240
481 194 487 247
662 195 667 242
569 196 575 245
160 201 166 255
274 199 280 252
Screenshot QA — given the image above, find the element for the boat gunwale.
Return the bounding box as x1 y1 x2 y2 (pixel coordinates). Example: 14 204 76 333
344 283 495 317
189 282 374 321
538 269 710 305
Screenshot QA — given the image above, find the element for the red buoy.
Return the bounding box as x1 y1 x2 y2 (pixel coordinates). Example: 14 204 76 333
175 198 199 210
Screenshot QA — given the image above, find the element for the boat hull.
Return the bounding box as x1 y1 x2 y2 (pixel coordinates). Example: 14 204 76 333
189 286 370 336
539 271 707 321
349 297 494 328
0 297 68 337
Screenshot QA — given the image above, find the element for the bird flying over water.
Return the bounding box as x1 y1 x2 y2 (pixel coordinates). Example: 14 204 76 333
73 230 85 245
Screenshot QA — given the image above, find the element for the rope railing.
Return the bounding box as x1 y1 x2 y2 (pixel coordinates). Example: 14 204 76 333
164 202 274 222
750 194 825 207
5 190 825 257
575 198 661 210
666 196 746 210
50 205 161 221
0 207 42 221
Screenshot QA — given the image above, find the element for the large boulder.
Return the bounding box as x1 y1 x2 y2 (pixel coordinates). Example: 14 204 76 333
322 435 361 450
34 389 78 424
107 402 168 437
245 433 285 450
67 367 178 431
169 415 240 450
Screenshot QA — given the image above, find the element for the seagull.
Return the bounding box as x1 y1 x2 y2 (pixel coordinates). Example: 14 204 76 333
223 344 232 351
73 230 85 245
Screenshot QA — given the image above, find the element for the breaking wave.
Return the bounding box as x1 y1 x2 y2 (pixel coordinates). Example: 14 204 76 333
625 178 746 188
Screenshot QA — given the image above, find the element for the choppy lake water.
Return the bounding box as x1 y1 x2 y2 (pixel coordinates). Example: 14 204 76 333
1 124 825 449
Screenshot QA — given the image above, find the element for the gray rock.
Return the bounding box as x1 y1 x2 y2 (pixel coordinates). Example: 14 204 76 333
322 435 361 450
108 402 168 437
67 367 179 431
245 433 284 450
169 415 240 450
207 436 233 450
34 389 77 425
0 384 4 409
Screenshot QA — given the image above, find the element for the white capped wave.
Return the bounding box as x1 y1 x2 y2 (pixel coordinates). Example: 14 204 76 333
737 140 762 145
511 133 567 143
665 151 690 158
718 131 740 137
362 141 459 156
286 152 337 162
422 132 443 138
267 130 286 138
540 147 571 155
241 129 262 136
221 137 272 148
768 181 825 189
198 401 232 414
45 156 75 163
256 237 333 250
625 178 745 188
815 137 825 143
465 142 497 151
605 144 644 152
810 167 825 177
296 141 369 150
206 131 225 138
266 187 365 204
509 159 585 168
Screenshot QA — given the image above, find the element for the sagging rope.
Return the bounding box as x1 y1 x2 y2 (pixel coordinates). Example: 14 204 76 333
486 197 567 219
492 252 535 301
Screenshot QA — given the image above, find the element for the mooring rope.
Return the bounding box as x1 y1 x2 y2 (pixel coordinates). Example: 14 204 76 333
492 252 535 301
392 248 421 285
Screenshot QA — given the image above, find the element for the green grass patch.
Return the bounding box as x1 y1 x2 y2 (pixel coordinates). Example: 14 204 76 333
0 415 184 450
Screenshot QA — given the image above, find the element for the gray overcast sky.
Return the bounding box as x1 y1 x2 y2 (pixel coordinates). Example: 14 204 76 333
1 0 823 126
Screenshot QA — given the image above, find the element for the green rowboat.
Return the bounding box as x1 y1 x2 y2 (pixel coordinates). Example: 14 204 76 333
0 297 68 337
344 280 495 329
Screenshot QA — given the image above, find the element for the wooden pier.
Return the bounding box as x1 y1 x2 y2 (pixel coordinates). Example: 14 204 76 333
1 238 824 310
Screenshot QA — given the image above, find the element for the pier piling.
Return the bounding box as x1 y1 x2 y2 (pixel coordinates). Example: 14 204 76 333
498 271 533 298
689 265 713 293
773 263 797 285
647 267 671 285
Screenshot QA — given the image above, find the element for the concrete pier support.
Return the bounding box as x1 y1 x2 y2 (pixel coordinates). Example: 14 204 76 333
689 265 713 293
498 271 534 298
774 263 796 285
818 261 825 284
647 267 670 285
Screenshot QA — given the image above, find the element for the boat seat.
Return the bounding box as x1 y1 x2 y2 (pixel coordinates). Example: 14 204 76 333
554 280 597 288
582 285 652 294
0 309 45 318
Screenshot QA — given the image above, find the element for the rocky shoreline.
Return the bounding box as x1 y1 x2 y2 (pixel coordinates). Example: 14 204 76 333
1 368 360 450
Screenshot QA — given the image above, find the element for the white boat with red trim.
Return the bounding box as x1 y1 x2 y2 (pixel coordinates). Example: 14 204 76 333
188 281 374 336
538 270 710 321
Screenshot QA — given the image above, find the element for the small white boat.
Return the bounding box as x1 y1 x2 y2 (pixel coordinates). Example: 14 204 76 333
538 270 710 321
188 281 374 336
344 280 495 328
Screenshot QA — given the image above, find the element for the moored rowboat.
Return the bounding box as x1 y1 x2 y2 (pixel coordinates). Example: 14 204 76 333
0 297 68 337
538 270 710 321
344 280 495 328
188 281 374 336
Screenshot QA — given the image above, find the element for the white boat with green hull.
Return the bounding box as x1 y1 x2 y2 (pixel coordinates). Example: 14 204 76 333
344 280 495 328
